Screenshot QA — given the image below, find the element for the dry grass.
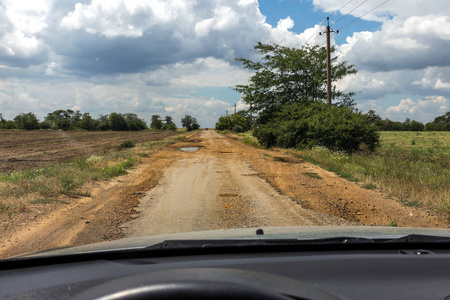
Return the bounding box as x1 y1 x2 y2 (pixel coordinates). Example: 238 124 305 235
0 134 187 214
292 131 450 217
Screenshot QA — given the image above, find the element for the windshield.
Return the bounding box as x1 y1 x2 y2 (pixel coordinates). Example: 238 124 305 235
0 0 449 259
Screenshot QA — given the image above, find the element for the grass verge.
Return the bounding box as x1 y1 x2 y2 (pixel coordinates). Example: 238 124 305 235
0 133 187 214
237 131 449 218
293 132 450 217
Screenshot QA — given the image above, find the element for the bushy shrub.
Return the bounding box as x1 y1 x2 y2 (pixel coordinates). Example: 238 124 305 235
117 140 135 150
215 114 249 132
163 123 177 131
253 102 380 153
233 125 244 133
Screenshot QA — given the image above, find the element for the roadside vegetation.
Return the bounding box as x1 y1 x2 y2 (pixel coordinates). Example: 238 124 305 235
230 42 379 153
0 134 187 214
227 41 450 218
235 130 449 218
294 131 449 217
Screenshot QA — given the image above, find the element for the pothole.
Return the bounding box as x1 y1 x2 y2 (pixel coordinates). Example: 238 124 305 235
180 147 199 152
219 193 239 198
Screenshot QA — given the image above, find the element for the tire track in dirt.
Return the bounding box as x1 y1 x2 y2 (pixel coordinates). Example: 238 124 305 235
1 130 448 258
123 131 347 237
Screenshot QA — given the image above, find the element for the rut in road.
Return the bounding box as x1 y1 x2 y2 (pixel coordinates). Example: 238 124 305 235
123 130 348 237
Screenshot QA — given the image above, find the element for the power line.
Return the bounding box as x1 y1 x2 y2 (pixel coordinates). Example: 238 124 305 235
303 20 326 45
330 0 355 17
337 0 390 31
333 0 368 25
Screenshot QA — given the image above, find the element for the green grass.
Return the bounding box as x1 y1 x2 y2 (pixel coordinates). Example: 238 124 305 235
241 133 263 149
116 140 135 150
293 131 450 216
388 219 398 227
361 183 377 190
0 133 189 214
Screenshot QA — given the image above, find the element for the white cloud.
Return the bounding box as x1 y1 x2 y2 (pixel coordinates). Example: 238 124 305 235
0 0 49 67
384 96 449 122
4 0 50 35
276 16 294 31
1 0 449 127
204 97 229 108
61 0 193 38
339 14 450 72
435 79 450 90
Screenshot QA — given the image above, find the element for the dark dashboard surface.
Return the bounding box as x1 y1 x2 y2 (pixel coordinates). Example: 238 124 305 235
1 247 450 299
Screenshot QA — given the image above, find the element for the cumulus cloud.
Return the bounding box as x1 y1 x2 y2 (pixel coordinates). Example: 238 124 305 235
1 0 449 126
384 96 449 122
54 0 311 75
339 15 450 72
61 0 193 38
0 0 49 67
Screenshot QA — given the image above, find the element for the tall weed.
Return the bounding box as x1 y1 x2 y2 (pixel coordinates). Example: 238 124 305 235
295 131 450 215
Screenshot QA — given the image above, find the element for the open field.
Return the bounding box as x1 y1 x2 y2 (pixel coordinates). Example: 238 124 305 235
2 130 448 258
0 129 179 174
0 130 186 213
288 131 450 217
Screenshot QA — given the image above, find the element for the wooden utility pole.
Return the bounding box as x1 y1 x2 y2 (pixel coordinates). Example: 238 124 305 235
320 17 338 105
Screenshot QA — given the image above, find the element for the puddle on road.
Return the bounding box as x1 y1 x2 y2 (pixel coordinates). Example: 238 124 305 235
180 147 199 152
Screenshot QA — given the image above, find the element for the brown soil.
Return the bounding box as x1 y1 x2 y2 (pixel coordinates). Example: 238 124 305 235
1 130 448 258
0 129 178 173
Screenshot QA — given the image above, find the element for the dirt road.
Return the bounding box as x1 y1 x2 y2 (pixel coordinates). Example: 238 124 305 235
1 130 448 258
123 130 347 238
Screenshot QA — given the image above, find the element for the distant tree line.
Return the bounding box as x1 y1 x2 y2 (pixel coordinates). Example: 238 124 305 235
0 110 201 132
366 110 450 131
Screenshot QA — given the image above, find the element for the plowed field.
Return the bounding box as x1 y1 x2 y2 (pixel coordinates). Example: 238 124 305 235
0 130 178 173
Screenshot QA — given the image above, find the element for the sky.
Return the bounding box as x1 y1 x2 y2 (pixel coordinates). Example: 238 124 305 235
0 0 449 128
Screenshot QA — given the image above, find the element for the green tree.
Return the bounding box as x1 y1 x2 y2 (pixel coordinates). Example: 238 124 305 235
365 110 383 129
150 115 163 130
109 113 128 131
234 42 357 114
410 120 424 131
14 112 40 130
77 113 98 130
425 112 450 131
0 113 15 129
191 118 200 130
162 116 176 130
97 115 110 131
181 115 200 131
3 120 16 129
123 113 147 131
234 42 378 152
44 109 81 130
215 114 249 132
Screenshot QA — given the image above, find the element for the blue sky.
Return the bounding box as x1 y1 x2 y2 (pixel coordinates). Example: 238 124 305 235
259 0 383 44
0 0 449 127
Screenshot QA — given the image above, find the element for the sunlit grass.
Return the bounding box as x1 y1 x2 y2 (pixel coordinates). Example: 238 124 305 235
293 131 450 217
0 133 187 213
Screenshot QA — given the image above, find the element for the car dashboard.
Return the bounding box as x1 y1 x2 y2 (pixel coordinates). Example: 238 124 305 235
1 243 450 299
